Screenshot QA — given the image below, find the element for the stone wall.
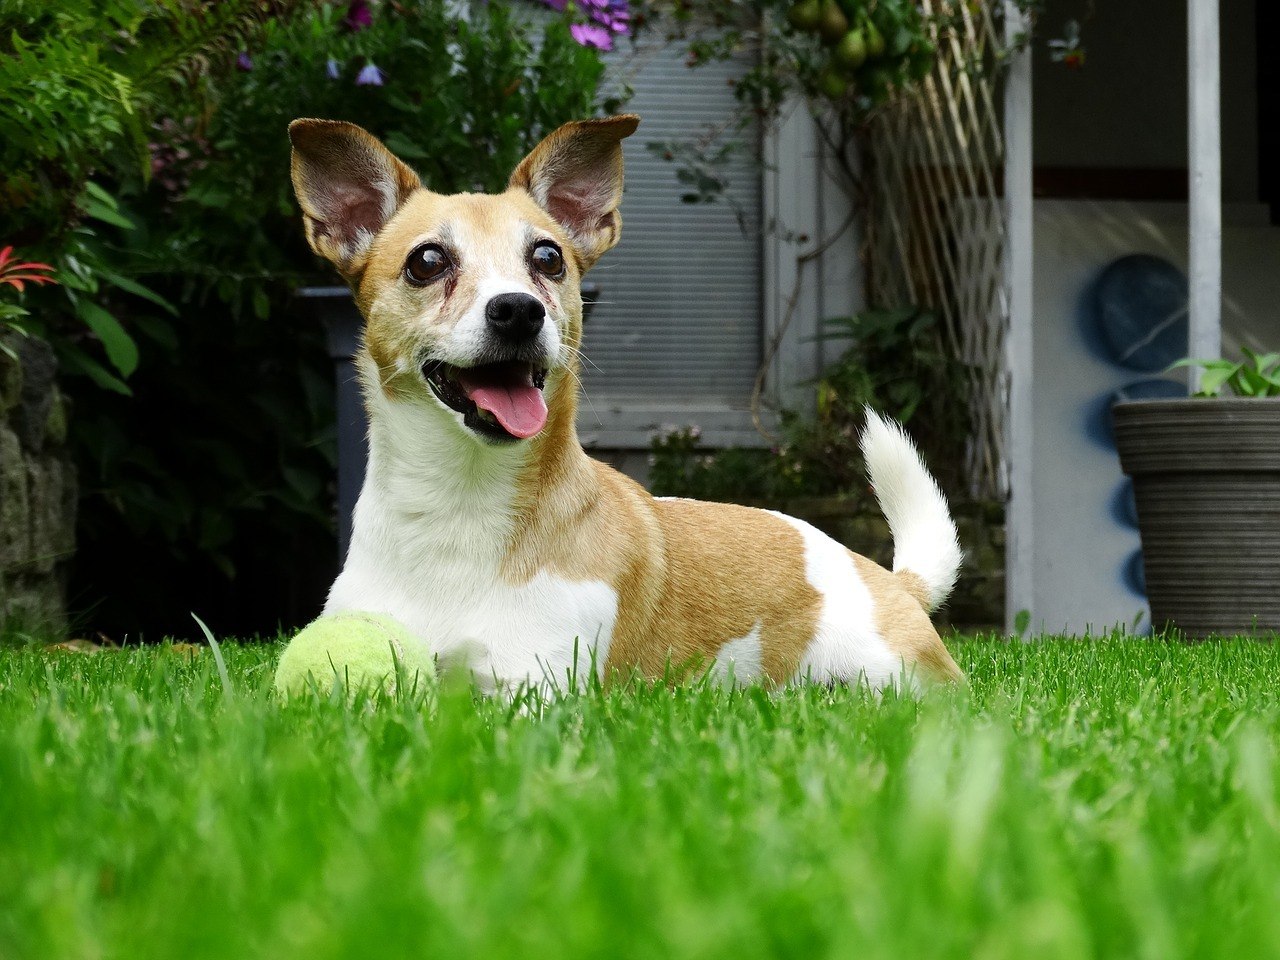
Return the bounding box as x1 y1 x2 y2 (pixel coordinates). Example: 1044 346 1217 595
758 495 1006 634
0 333 76 635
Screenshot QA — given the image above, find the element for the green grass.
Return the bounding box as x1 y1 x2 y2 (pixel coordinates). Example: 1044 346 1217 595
4 637 1280 959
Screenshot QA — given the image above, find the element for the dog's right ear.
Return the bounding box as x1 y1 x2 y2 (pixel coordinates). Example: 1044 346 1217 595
288 119 421 278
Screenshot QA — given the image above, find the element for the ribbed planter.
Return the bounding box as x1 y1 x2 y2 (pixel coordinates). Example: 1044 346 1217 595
1113 398 1280 637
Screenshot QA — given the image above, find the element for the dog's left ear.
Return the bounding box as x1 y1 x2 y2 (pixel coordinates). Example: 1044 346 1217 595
508 114 639 270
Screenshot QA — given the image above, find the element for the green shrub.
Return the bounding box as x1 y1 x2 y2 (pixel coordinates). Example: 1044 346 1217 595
127 0 608 317
649 307 970 501
0 0 284 388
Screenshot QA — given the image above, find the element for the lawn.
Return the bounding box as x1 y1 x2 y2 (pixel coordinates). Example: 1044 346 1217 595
3 636 1280 959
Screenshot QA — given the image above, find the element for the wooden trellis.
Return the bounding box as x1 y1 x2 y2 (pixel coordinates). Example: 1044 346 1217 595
864 0 1010 500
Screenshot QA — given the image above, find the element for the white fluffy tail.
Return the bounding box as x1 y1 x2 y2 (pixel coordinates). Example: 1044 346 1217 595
860 408 962 612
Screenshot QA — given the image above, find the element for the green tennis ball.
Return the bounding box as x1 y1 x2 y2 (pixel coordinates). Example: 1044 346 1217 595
274 611 435 698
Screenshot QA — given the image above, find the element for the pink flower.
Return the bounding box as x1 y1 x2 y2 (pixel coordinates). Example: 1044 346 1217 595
343 0 373 32
0 246 57 292
355 63 385 86
581 0 630 32
570 22 613 51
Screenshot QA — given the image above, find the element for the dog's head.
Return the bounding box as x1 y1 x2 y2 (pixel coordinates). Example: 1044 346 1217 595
289 114 638 444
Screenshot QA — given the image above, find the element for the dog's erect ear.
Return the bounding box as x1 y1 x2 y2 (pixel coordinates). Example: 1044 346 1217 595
289 119 421 277
508 114 639 270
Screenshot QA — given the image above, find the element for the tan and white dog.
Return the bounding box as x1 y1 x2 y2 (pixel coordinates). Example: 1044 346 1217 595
289 113 963 694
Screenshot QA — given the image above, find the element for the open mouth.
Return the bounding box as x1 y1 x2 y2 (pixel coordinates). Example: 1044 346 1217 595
422 360 550 442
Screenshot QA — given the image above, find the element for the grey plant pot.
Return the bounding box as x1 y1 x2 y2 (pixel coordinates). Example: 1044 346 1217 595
1113 397 1280 637
297 282 601 562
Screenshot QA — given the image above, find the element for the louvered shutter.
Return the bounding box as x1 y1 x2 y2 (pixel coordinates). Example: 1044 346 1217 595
579 37 763 420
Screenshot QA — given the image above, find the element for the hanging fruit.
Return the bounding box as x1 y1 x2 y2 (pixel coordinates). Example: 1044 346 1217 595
816 65 852 100
863 16 886 58
818 0 850 45
787 0 823 32
834 28 868 71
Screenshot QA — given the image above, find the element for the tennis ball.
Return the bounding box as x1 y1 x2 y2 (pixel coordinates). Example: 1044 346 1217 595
274 611 435 698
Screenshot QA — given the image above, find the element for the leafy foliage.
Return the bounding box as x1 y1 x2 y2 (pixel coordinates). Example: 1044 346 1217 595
127 0 608 317
0 0 285 247
648 426 813 502
628 0 954 205
0 244 57 358
0 1 290 394
1174 348 1280 399
649 307 970 500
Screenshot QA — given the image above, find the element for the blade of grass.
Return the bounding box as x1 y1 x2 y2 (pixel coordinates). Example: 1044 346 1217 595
191 612 233 700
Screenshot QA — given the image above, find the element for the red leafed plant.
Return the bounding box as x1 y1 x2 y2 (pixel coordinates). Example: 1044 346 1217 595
0 246 58 293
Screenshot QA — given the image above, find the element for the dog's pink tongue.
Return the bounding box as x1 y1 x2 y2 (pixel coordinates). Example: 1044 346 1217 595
457 365 548 439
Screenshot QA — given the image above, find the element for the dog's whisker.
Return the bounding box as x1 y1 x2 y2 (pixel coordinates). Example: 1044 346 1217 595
561 343 604 375
560 365 603 428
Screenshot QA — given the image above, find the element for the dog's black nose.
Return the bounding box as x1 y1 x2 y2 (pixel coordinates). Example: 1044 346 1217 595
485 293 545 343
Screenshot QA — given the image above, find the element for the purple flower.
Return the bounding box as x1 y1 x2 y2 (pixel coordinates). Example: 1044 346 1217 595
535 0 632 42
326 58 341 80
343 0 373 32
570 22 613 51
355 63 385 86
581 0 630 32
236 51 253 71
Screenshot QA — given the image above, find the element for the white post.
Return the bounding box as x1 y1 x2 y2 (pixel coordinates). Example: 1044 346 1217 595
1188 0 1222 388
1003 1 1034 636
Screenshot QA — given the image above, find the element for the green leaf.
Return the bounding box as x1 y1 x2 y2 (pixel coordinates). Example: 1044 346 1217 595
59 350 133 396
96 268 177 315
80 195 135 230
1250 352 1280 374
83 181 118 208
251 286 270 320
384 131 429 159
1235 365 1269 397
1014 609 1032 637
129 314 180 353
1195 363 1240 397
76 300 139 377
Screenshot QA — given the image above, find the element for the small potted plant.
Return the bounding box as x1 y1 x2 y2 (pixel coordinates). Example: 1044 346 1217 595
1113 348 1280 637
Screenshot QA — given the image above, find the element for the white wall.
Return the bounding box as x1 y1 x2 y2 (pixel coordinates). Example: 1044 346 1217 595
1029 200 1280 635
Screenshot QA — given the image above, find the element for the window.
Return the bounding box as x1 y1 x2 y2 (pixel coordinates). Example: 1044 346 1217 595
578 36 763 446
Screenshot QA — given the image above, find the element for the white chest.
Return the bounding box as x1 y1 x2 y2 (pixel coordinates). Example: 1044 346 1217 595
327 551 618 695
324 390 618 693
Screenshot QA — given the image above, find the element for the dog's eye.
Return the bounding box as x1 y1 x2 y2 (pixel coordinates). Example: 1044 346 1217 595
404 244 451 286
530 241 564 279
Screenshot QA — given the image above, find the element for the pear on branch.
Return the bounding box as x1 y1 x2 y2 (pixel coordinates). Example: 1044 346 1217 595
787 0 823 32
818 0 850 45
834 28 867 71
